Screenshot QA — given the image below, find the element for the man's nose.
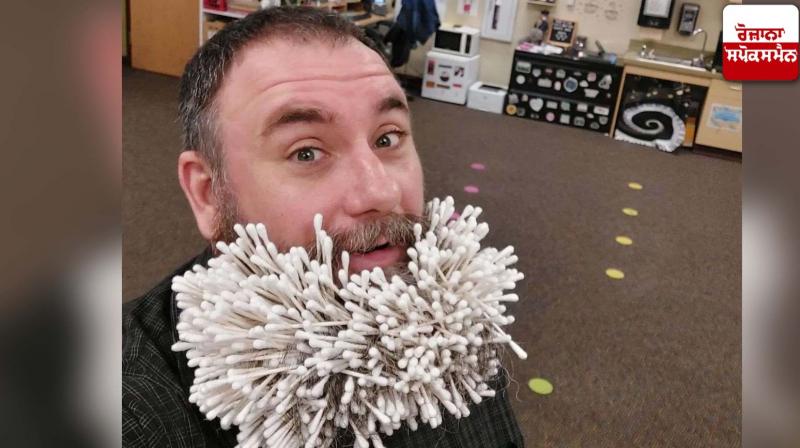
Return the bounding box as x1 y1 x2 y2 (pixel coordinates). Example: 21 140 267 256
342 148 401 218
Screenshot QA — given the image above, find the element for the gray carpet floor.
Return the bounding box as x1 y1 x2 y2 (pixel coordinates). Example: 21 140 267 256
124 66 741 446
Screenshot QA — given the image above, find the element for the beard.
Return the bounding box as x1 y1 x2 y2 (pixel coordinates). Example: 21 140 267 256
210 182 241 244
210 184 426 280
173 196 526 448
313 213 427 281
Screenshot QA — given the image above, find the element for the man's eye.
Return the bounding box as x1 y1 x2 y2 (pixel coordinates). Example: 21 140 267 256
375 131 404 149
292 147 322 162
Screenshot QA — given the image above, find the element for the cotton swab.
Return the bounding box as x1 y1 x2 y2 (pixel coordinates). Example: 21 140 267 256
172 196 526 448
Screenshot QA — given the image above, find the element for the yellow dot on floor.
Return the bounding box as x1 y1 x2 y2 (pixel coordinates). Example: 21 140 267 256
528 378 553 395
606 268 625 279
622 207 639 216
628 182 643 190
615 236 633 245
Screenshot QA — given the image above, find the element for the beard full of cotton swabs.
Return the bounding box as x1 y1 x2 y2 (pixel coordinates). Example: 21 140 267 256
171 196 527 448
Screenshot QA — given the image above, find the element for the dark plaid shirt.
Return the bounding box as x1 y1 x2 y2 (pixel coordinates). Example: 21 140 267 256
123 249 524 448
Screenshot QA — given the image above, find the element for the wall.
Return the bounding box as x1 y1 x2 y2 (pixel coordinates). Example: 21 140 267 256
401 0 723 86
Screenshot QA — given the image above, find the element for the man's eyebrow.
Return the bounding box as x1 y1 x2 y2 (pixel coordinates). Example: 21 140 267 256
377 96 409 113
263 107 333 135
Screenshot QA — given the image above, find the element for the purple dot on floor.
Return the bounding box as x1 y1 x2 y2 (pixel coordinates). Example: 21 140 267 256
464 185 480 194
470 162 486 171
449 211 461 221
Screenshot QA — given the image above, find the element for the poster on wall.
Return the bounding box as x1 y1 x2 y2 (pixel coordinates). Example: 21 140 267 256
481 0 518 42
458 0 479 17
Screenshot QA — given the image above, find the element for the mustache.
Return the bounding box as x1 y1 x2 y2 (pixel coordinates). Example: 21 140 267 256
308 213 427 259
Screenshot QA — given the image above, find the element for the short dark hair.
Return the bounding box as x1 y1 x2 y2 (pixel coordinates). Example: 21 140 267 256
178 6 389 177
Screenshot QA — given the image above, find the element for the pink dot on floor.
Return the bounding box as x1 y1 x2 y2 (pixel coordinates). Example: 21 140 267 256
464 185 480 194
470 162 486 171
449 211 461 221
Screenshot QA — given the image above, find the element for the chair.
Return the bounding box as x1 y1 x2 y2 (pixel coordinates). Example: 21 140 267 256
363 19 395 62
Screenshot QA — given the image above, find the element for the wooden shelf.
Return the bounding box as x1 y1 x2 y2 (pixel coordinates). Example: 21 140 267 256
198 2 389 45
202 8 248 19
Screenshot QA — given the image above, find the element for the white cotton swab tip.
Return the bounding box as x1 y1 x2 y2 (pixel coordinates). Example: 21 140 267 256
508 339 528 360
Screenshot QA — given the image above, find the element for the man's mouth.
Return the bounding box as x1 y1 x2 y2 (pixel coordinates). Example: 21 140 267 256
347 237 407 273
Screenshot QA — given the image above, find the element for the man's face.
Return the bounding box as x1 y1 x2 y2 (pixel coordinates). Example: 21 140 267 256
213 37 424 273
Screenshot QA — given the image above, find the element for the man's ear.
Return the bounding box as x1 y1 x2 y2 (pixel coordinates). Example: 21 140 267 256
178 150 217 241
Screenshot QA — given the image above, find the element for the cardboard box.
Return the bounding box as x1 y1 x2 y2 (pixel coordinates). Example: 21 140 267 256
203 19 227 43
228 0 261 13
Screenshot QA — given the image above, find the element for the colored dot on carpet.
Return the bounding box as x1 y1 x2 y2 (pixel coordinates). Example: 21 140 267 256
464 185 480 194
470 162 486 171
622 207 639 216
628 182 643 190
449 211 461 221
615 236 633 246
606 268 625 280
528 378 553 395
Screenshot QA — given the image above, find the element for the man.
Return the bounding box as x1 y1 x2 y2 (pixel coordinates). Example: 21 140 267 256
123 6 523 447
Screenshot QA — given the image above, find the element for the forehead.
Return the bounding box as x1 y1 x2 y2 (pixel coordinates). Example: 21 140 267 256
216 37 401 111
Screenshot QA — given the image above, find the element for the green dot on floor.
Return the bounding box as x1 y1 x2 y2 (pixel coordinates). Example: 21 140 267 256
528 377 553 395
628 182 643 190
606 268 625 279
622 207 639 216
615 236 633 246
